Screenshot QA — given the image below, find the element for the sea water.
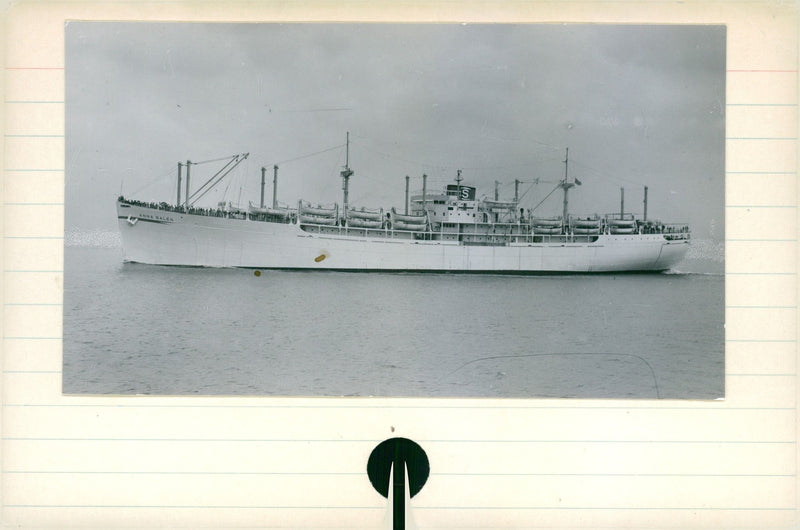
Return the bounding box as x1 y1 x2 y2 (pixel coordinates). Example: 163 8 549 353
62 238 724 399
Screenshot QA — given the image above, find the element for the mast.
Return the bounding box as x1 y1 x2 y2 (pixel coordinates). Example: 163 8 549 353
184 160 191 208
559 148 575 222
620 187 625 217
260 167 266 209
404 175 410 215
643 186 648 221
456 169 463 200
422 173 427 213
514 179 520 204
177 162 182 208
494 180 499 222
340 131 353 215
273 165 279 209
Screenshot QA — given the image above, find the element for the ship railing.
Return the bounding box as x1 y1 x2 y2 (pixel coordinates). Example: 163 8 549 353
299 220 433 237
661 223 691 240
119 196 230 218
604 212 636 221
664 233 690 241
120 195 302 223
296 219 607 244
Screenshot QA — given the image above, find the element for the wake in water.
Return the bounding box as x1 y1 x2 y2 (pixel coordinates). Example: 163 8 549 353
670 238 724 275
65 229 121 248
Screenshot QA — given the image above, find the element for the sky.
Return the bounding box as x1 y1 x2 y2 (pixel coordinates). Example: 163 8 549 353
65 23 725 239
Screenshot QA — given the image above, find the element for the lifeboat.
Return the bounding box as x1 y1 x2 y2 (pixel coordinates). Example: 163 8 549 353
532 217 562 228
607 217 635 227
248 202 267 213
299 201 337 217
390 208 427 223
346 218 383 229
346 206 382 221
300 214 337 225
249 202 290 217
571 217 601 228
610 227 636 234
607 216 636 234
534 226 562 235
482 199 517 210
393 220 427 231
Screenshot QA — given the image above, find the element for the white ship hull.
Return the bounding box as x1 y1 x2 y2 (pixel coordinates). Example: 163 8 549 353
117 202 689 272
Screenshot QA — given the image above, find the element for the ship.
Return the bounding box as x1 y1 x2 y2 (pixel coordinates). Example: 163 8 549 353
116 135 690 272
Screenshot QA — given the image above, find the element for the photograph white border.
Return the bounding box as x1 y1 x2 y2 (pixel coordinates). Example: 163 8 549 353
2 1 798 528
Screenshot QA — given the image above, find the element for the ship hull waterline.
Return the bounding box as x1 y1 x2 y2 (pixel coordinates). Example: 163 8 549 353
117 203 689 273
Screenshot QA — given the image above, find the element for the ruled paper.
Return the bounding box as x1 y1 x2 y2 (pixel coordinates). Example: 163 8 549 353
2 1 798 529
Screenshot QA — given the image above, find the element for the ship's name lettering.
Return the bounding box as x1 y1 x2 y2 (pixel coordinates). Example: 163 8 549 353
141 213 171 221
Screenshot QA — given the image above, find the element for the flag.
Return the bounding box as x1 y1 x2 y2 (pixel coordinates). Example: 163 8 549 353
575 178 582 185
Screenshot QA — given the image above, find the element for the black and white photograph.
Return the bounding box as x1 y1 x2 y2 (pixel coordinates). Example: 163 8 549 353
64 22 725 398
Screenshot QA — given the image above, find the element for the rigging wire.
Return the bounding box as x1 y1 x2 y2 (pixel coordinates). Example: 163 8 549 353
235 156 251 207
529 183 563 213
516 180 539 204
127 163 180 197
191 154 243 166
569 159 645 187
351 137 564 172
261 143 347 169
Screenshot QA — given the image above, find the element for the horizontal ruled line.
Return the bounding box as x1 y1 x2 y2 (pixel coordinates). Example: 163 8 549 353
416 506 797 511
3 303 63 306
727 103 798 106
3 438 794 444
726 137 797 140
2 337 62 340
4 236 64 239
726 305 797 309
726 339 796 343
3 202 64 206
727 69 797 73
2 505 792 511
726 239 796 242
2 470 363 476
4 101 64 104
3 269 64 274
3 470 794 478
1 437 377 443
726 205 797 208
4 134 64 138
727 373 797 377
4 168 64 172
3 504 381 510
420 440 797 444
5 66 64 70
726 272 796 276
726 171 796 175
3 370 62 374
433 472 796 478
3 403 792 411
